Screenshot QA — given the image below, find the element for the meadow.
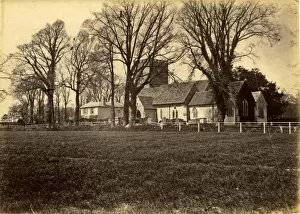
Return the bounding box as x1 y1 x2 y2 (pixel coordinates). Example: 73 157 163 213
0 131 298 213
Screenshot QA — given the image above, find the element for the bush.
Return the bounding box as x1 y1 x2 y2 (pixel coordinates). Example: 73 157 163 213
17 119 25 126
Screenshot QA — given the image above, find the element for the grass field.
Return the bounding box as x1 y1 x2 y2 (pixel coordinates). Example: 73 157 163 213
0 131 298 213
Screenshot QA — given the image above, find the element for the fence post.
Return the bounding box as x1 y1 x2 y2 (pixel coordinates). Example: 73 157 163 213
239 122 242 133
217 122 220 133
198 123 200 132
280 126 283 134
263 122 266 134
289 123 291 134
179 122 181 132
160 123 163 130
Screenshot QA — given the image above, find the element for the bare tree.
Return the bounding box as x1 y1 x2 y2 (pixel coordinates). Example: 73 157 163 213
0 55 11 102
14 20 70 127
85 1 181 126
84 72 111 102
88 41 118 127
10 66 41 124
178 0 279 121
11 82 36 124
61 30 94 126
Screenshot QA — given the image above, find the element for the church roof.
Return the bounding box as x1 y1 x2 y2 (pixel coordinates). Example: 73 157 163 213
138 96 156 110
139 81 197 105
138 80 249 107
189 91 216 106
229 80 245 97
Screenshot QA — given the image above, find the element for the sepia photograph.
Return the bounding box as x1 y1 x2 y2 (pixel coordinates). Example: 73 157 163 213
0 0 299 213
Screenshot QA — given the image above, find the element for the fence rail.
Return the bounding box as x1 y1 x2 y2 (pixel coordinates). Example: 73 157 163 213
0 121 299 134
153 121 299 134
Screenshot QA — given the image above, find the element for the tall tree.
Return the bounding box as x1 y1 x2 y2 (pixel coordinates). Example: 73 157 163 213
85 1 181 126
61 30 94 126
178 0 279 121
14 20 70 128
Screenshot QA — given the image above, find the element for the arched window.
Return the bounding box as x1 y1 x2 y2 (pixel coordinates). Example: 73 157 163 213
175 110 178 118
192 107 198 118
242 100 248 117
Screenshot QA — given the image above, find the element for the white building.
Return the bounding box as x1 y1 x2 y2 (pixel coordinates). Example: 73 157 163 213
80 101 123 120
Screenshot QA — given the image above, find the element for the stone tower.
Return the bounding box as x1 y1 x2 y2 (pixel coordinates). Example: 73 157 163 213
148 59 168 87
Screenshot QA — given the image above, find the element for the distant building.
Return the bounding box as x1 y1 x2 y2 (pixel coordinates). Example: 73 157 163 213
80 100 123 120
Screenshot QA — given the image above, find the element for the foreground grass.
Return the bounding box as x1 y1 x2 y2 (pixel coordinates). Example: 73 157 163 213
0 131 298 213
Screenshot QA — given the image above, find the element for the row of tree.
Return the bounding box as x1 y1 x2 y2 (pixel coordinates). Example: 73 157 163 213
3 0 286 127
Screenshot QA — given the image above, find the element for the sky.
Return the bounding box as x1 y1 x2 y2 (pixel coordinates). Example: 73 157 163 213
0 0 299 117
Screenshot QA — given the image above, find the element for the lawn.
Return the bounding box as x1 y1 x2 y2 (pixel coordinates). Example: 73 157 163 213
0 131 298 213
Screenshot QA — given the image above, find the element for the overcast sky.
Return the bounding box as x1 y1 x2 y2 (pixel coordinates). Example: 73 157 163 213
0 0 299 117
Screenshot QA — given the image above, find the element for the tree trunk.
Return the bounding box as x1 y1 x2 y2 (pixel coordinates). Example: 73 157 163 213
216 101 226 122
57 99 60 124
123 82 130 126
110 75 116 128
129 93 137 127
29 100 34 124
38 91 45 123
213 86 228 122
64 102 67 122
47 91 55 128
75 90 80 126
110 98 115 128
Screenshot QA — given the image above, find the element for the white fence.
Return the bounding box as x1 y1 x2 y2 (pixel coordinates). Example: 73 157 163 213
0 121 299 134
151 121 299 134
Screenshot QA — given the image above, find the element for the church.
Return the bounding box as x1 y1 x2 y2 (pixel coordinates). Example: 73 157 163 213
136 61 267 124
81 60 268 124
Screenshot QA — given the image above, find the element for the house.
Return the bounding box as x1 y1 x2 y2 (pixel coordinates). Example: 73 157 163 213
138 80 259 123
80 100 123 120
252 91 268 122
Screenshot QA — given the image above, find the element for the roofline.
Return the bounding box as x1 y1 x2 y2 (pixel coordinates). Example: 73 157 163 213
153 102 186 106
80 105 123 109
188 103 216 107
